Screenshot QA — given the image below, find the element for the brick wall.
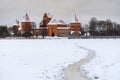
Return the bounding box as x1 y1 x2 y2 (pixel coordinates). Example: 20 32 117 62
57 29 70 37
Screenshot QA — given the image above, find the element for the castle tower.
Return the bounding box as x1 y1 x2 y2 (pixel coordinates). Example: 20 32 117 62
39 13 52 37
47 18 58 37
40 13 52 27
21 13 33 34
12 19 20 36
70 14 81 36
13 19 20 28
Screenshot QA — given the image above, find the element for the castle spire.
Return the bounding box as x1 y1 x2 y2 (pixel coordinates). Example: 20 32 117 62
25 13 30 21
71 14 79 23
23 13 30 22
15 19 19 25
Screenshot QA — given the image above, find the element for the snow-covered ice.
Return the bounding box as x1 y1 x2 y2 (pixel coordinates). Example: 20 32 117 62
0 39 120 80
79 39 120 80
0 39 87 80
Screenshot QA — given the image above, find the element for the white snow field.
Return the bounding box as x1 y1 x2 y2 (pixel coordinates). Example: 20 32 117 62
0 39 120 80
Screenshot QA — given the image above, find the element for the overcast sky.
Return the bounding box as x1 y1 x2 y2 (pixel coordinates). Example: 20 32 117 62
0 0 120 27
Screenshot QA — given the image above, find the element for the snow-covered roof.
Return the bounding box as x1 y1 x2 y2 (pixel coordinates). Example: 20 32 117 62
48 19 66 25
71 14 79 23
57 27 70 29
57 20 66 25
13 23 19 26
48 16 66 25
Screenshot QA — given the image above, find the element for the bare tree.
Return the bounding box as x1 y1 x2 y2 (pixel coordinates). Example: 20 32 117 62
89 17 98 36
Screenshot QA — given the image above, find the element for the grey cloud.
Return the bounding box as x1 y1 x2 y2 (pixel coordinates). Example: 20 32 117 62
0 0 120 26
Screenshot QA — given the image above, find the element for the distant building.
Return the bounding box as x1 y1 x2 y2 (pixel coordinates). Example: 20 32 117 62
47 14 81 37
13 19 20 31
70 14 81 37
12 19 20 36
47 18 70 37
40 13 52 27
16 13 81 37
20 13 33 34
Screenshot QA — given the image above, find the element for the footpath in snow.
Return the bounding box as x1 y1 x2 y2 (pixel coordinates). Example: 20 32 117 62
64 45 96 80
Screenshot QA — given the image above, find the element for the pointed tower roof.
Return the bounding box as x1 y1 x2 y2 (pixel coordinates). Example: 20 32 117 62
25 13 30 21
43 13 48 18
43 12 52 19
13 19 19 26
22 13 31 22
71 14 79 23
57 20 66 25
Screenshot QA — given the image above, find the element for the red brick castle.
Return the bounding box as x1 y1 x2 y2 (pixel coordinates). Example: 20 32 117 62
14 13 81 37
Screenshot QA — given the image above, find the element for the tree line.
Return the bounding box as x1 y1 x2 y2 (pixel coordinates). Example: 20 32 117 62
0 25 9 38
82 17 120 36
0 17 120 38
